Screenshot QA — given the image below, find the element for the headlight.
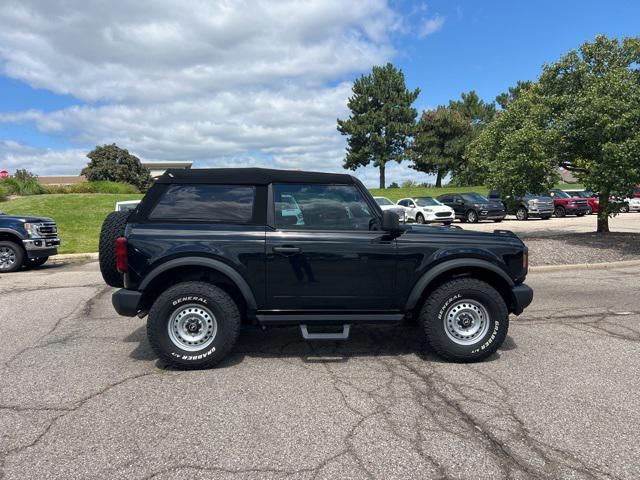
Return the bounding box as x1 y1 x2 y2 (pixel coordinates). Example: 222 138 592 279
23 222 40 238
423 208 433 213
528 199 537 206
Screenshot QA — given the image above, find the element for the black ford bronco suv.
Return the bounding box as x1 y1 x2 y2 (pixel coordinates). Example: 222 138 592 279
0 211 60 272
99 168 533 369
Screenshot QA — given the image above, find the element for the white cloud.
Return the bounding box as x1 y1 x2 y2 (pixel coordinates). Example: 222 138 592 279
0 141 86 175
0 0 435 187
419 14 445 37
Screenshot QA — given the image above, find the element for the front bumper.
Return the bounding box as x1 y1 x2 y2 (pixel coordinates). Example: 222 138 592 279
629 204 640 212
511 283 533 315
425 214 454 223
22 238 60 258
564 206 590 215
112 289 143 317
478 212 506 220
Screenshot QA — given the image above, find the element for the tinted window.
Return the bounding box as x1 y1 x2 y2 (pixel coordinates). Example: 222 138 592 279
274 184 375 230
439 196 452 203
150 184 255 222
461 193 489 203
375 197 393 206
415 197 440 206
398 199 407 206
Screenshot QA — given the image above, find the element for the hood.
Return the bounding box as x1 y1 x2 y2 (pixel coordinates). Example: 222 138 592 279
0 214 55 223
405 223 524 246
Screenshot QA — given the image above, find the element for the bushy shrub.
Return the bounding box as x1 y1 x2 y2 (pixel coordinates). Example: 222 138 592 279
0 182 8 202
1 177 47 196
45 181 139 194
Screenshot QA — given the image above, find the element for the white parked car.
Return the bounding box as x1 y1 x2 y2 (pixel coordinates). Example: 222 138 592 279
397 197 455 224
115 200 141 212
373 197 407 222
628 197 640 212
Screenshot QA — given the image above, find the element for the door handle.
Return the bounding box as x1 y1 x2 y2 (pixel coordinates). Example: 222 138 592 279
273 245 301 255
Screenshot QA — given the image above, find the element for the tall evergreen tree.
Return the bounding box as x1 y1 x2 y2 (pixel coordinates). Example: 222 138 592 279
411 106 471 187
337 63 420 188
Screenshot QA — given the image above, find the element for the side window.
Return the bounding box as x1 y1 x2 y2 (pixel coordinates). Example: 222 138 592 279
149 184 255 222
274 184 375 231
398 199 407 207
439 196 451 203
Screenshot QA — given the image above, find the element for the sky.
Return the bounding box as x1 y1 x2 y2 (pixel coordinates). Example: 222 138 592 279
0 0 638 187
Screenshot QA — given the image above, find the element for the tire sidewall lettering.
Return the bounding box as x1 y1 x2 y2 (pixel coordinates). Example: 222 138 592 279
172 296 208 306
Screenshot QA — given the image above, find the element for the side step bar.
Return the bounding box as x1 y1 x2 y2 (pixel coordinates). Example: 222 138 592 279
256 313 404 326
300 324 350 340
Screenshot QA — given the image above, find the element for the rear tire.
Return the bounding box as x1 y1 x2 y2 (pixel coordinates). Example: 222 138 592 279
0 241 24 273
147 281 241 369
420 278 509 362
99 211 130 288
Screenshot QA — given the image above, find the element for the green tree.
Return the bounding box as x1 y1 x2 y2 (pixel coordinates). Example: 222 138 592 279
538 35 640 232
411 106 471 187
466 86 559 196
468 35 640 232
495 80 533 109
82 144 153 192
448 91 496 185
337 63 420 189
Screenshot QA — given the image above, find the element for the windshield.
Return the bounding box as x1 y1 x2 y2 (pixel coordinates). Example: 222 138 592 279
374 197 393 206
553 190 571 199
461 193 489 203
415 197 440 206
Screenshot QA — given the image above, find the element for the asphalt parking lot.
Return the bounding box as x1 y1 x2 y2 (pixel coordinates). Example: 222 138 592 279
1 261 639 480
460 210 640 235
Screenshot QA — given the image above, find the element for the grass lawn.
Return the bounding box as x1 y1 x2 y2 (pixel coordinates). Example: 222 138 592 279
2 194 142 254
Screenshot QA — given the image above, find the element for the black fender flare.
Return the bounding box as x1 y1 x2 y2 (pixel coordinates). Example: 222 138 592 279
139 257 257 310
405 258 514 311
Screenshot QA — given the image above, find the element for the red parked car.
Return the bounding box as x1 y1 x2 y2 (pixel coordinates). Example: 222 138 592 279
548 189 590 217
564 190 599 214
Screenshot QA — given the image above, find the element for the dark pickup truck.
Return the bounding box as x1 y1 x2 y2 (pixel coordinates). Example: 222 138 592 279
99 168 533 369
0 212 60 272
487 191 554 221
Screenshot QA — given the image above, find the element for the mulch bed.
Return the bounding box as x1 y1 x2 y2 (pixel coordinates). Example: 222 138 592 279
522 232 640 266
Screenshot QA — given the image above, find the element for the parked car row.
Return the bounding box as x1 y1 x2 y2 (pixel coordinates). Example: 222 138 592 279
375 187 640 224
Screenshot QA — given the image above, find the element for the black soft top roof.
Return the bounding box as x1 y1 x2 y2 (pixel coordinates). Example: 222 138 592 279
156 168 355 185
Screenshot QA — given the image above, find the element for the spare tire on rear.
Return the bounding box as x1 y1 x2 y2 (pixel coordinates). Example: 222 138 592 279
99 211 130 288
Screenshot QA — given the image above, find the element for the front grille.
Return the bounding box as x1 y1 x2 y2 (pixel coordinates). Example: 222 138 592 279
38 222 58 238
435 211 451 218
488 210 504 216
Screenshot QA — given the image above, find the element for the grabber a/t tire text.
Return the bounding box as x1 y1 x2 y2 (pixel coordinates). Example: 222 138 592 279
147 281 241 369
420 278 509 362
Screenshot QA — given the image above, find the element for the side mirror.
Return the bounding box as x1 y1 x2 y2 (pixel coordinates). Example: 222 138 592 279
382 210 400 231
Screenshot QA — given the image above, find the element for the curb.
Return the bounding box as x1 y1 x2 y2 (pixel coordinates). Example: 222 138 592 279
530 259 640 272
48 252 99 264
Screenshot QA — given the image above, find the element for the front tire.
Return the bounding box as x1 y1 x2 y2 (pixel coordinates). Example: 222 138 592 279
420 278 509 362
554 206 566 218
466 210 479 223
147 281 241 369
586 206 593 215
0 241 24 273
416 213 425 224
516 206 528 221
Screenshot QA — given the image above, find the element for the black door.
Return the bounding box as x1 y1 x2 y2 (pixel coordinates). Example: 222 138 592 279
266 183 397 311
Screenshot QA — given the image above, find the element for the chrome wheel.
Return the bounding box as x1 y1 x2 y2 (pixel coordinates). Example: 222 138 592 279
443 299 490 346
416 213 425 224
168 304 217 351
516 207 528 221
0 246 17 271
467 210 478 223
